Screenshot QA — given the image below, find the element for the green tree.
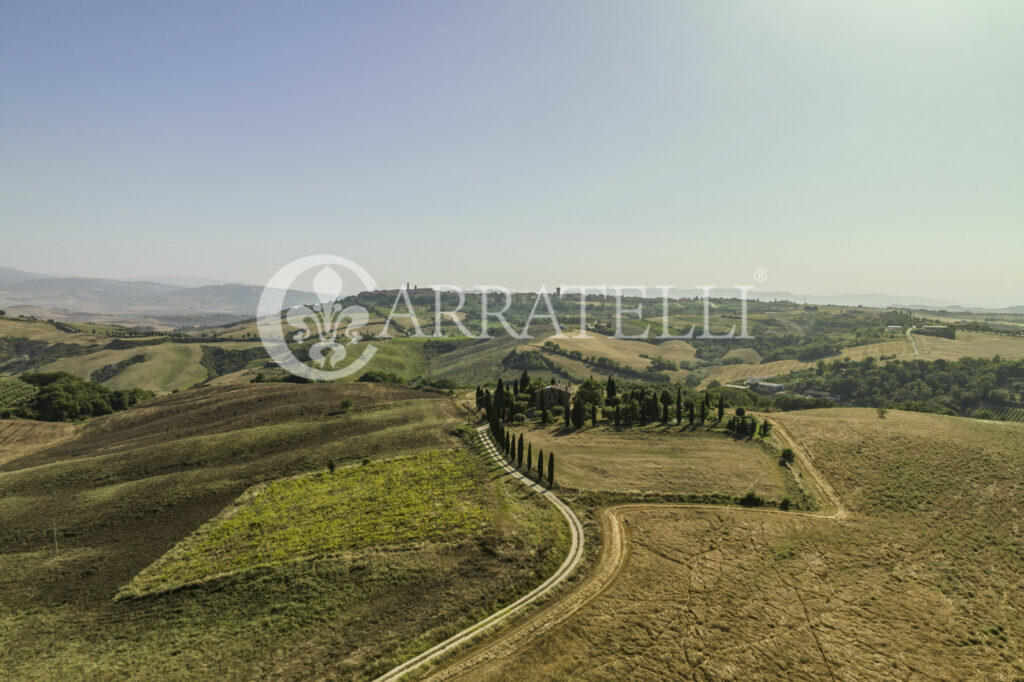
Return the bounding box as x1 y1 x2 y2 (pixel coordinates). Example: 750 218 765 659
576 378 605 409
717 395 725 421
527 446 532 472
517 434 524 464
538 449 544 478
687 401 695 426
548 452 554 486
675 387 682 425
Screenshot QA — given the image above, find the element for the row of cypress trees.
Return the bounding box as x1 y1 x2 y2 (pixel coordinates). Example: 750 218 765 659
485 400 555 487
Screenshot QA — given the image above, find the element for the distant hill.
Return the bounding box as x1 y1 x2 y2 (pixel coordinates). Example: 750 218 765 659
0 274 318 326
0 266 54 286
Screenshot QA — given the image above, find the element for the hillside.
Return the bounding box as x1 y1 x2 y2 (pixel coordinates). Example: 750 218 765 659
0 382 569 679
462 409 1024 679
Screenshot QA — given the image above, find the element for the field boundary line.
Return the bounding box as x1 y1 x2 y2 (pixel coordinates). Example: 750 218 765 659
373 426 585 682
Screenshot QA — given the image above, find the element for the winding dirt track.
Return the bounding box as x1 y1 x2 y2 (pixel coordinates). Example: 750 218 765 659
421 417 848 681
373 427 585 682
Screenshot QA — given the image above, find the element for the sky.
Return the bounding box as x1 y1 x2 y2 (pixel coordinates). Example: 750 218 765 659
2 1 1022 306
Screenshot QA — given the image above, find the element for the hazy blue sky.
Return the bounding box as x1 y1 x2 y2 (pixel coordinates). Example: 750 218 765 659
2 2 1022 305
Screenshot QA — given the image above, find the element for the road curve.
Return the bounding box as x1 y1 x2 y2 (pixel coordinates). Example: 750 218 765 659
427 420 848 680
373 426 585 682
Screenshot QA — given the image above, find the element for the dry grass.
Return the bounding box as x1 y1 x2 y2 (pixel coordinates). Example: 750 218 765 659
913 330 1024 361
0 419 76 466
482 409 1024 679
703 358 815 387
39 341 263 393
720 347 761 363
839 339 912 361
533 332 697 371
515 423 791 500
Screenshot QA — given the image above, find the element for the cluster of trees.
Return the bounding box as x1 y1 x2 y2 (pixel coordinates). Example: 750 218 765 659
723 406 771 439
11 372 152 422
782 355 1024 417
541 341 671 382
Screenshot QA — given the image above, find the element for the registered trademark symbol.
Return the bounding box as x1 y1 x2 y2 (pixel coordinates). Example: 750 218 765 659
753 267 768 283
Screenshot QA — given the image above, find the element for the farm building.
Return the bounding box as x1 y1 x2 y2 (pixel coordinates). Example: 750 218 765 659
745 378 785 394
535 384 573 410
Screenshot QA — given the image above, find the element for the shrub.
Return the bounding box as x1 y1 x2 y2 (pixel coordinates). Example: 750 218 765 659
551 405 565 418
512 413 526 424
779 497 791 511
738 491 764 507
780 448 795 465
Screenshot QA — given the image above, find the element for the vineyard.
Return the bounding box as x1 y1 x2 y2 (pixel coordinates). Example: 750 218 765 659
990 406 1024 422
0 378 36 408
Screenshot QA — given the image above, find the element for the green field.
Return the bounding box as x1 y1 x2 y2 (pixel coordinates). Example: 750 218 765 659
123 449 492 596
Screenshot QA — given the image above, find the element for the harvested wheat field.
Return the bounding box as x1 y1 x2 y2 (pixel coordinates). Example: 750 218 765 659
453 409 1024 680
516 424 793 501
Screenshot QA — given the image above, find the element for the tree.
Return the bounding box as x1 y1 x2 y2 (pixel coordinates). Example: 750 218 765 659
591 404 597 427
548 452 554 486
614 404 621 427
538 449 544 478
541 404 549 425
564 401 571 426
717 395 725 421
606 376 617 402
475 386 484 409
527 446 532 472
699 401 706 424
520 369 531 394
662 401 669 424
517 434 524 464
876 404 888 419
496 378 505 418
575 378 605 410
328 459 336 473
780 447 795 465
687 401 695 426
571 399 585 428
675 387 682 425
735 407 746 417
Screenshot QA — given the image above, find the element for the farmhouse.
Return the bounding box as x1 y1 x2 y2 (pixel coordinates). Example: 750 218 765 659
535 384 572 410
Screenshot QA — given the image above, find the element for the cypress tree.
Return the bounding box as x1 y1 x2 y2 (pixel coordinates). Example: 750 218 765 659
675 387 682 425
591 404 597 427
662 401 669 424
700 401 706 424
527 449 532 472
517 434 524 462
520 369 530 393
548 452 554 486
614 405 621 427
688 401 695 425
541 404 549 425
496 378 505 417
564 402 571 426
537 450 544 479
718 395 725 421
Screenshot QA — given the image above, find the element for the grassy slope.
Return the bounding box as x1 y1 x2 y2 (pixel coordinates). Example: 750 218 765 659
37 341 264 393
484 408 1024 679
515 422 793 501
0 382 570 680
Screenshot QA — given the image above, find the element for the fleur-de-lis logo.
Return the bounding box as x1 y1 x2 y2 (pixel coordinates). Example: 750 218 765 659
258 255 378 380
286 267 369 369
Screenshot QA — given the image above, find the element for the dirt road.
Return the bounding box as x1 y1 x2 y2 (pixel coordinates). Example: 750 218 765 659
373 426 585 682
424 418 848 680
